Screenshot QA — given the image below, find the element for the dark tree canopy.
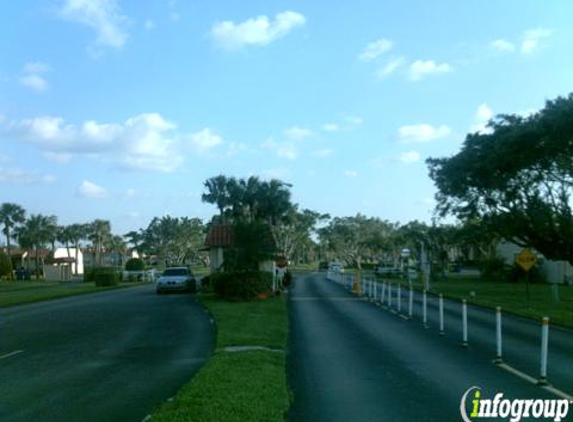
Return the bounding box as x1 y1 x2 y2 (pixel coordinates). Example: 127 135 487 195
427 93 573 264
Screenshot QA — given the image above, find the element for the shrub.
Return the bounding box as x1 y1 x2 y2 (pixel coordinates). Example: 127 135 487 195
0 251 12 278
507 263 547 284
201 275 211 288
212 270 273 301
92 267 120 286
479 257 508 282
125 258 145 271
83 267 94 282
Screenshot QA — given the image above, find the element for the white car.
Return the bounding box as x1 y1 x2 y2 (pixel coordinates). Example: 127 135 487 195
156 267 196 294
328 263 345 273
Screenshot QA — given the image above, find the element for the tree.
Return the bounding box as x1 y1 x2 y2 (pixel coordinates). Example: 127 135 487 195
274 207 329 262
67 223 89 274
88 219 111 266
202 175 232 221
16 214 57 279
0 203 26 252
427 94 573 265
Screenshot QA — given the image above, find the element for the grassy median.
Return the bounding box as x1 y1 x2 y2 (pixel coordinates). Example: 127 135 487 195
151 293 289 422
0 280 145 308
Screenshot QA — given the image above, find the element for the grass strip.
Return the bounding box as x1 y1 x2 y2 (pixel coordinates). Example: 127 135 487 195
0 281 145 308
374 275 573 329
151 294 289 422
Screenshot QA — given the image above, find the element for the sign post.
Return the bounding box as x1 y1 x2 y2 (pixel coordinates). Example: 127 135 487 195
515 248 537 306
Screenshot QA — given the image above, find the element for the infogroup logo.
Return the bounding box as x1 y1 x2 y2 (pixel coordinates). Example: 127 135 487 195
460 387 570 422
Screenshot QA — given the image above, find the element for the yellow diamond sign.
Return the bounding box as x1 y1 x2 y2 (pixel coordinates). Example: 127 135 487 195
516 248 537 272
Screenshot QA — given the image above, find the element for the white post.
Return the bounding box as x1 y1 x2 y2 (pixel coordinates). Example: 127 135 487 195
388 283 393 309
373 281 377 302
423 290 428 326
381 282 386 304
439 294 445 336
462 300 468 347
538 317 550 385
408 287 413 319
369 279 373 298
397 284 402 313
495 307 503 364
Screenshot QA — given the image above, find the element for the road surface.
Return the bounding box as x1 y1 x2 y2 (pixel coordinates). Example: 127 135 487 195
0 285 214 422
288 273 571 422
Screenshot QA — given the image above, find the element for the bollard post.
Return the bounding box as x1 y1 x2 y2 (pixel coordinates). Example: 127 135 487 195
462 300 468 348
408 287 413 319
369 279 373 299
538 317 550 385
397 284 402 313
494 307 503 364
373 281 377 302
439 294 445 336
423 290 428 327
381 282 386 305
388 283 393 309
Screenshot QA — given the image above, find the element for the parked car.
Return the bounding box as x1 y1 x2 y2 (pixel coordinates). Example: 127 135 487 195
328 262 345 273
156 267 196 294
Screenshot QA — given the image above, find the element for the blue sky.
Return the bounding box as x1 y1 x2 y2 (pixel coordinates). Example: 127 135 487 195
1 0 572 235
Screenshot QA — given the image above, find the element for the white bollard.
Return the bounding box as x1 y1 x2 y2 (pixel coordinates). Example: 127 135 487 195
373 281 377 302
381 282 386 304
439 294 445 336
495 307 503 364
538 317 550 385
462 300 468 347
408 288 413 319
388 283 393 309
369 279 373 298
423 290 428 327
397 284 402 313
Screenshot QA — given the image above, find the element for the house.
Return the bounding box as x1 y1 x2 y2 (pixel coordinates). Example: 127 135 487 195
204 224 277 275
8 247 84 279
497 241 573 284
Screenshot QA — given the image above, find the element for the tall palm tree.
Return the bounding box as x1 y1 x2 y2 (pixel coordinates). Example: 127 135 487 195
16 214 57 279
202 175 231 222
88 219 111 266
0 203 26 252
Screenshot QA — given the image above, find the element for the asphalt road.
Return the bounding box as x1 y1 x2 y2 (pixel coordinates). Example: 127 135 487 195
288 273 572 422
0 284 214 422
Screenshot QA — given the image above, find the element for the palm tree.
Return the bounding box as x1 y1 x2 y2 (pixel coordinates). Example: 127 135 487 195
16 214 57 279
88 219 111 266
67 223 89 275
105 235 127 267
0 203 26 252
202 175 231 222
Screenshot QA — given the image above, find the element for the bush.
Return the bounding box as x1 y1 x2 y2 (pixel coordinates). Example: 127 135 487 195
507 264 547 284
479 257 508 282
92 267 120 286
201 275 211 289
0 251 12 278
212 270 273 301
83 267 95 282
125 258 145 271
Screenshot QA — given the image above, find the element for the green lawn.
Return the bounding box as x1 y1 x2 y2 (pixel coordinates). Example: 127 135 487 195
0 280 146 308
151 293 289 422
378 275 573 329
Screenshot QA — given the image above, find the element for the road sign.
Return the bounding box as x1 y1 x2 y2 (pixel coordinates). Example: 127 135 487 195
516 248 537 272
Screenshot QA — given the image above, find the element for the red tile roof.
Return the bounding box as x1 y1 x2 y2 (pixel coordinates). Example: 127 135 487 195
205 225 234 247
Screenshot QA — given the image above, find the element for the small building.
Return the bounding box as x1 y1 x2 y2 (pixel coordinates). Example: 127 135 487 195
204 224 277 275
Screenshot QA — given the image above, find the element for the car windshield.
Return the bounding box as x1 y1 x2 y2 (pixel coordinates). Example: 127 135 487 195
163 268 189 276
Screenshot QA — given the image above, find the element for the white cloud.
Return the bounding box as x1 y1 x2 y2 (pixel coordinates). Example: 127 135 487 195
376 57 405 79
144 19 155 30
408 60 453 81
345 116 363 126
344 170 359 178
262 138 298 160
470 103 494 134
59 0 129 49
312 149 333 158
398 124 452 143
10 113 182 172
400 151 421 164
76 180 108 199
211 11 305 49
43 152 73 163
226 141 248 157
0 167 56 184
19 61 51 92
284 126 312 140
359 38 393 61
188 128 223 152
23 61 51 74
521 27 552 54
322 123 339 132
491 39 515 53
19 74 49 92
